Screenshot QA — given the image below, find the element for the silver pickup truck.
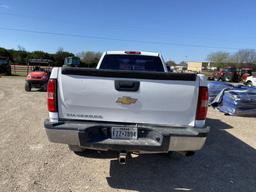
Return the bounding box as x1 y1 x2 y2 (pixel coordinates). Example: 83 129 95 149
44 51 209 163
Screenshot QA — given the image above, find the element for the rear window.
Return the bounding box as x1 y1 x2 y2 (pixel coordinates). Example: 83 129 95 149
100 54 164 72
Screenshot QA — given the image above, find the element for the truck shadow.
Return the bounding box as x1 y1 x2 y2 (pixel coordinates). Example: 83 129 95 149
106 118 256 192
74 150 117 159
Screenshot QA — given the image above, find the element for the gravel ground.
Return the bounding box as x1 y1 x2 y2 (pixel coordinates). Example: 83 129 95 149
0 76 256 192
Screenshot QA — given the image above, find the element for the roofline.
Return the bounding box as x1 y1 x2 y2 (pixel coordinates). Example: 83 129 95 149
105 51 159 57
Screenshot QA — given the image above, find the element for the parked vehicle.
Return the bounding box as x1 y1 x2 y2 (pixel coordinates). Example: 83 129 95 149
0 56 11 75
63 56 80 67
240 67 254 82
213 67 240 82
213 67 255 82
245 73 256 86
44 51 209 163
25 59 52 92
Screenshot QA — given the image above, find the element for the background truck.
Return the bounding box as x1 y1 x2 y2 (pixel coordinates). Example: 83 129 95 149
0 56 11 75
44 51 209 164
63 56 80 67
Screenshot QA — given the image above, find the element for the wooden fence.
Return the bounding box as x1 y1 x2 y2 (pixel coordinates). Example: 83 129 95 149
11 65 52 76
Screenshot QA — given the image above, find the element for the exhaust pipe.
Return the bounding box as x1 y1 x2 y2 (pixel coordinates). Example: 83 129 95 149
118 152 127 165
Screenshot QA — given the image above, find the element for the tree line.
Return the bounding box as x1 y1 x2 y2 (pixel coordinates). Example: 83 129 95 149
207 49 256 68
2 46 256 69
0 46 102 67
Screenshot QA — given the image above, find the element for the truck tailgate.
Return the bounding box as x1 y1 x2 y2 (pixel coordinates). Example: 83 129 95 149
57 68 199 127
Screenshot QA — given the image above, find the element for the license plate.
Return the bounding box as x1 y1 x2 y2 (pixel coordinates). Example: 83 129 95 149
111 127 138 140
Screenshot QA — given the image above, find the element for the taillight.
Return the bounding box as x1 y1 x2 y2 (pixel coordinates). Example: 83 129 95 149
48 79 57 112
124 51 141 55
196 87 208 120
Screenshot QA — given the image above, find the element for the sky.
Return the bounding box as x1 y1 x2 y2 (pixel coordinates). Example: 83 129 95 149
0 0 256 62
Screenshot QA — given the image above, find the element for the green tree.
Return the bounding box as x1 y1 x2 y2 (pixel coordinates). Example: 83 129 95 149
8 48 28 64
166 60 176 66
78 51 102 67
230 49 256 66
207 51 230 68
28 51 52 60
0 47 13 61
53 48 74 66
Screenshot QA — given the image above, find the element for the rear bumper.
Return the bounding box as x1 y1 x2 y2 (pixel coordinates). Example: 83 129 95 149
44 119 209 153
26 80 48 87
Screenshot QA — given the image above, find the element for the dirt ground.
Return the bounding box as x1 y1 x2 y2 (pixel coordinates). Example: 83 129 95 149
0 76 256 192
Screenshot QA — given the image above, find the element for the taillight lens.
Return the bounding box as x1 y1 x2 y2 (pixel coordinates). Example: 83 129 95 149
125 51 141 55
196 87 208 120
48 79 57 112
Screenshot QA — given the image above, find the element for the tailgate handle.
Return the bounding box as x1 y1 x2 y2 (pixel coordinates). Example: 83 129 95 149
115 80 140 92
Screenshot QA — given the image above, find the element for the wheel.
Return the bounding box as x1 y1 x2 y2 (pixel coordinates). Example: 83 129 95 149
68 145 85 152
166 151 173 157
246 81 253 87
42 84 47 92
184 151 195 156
214 77 219 81
25 82 31 92
224 75 232 82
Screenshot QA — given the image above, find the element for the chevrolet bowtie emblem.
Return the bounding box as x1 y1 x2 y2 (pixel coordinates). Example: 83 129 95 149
116 96 137 105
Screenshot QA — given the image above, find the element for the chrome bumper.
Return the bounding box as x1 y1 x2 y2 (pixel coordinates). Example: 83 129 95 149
44 119 209 153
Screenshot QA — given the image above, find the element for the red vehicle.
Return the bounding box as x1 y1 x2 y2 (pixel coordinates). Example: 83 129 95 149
25 59 52 92
213 67 240 82
212 67 255 82
240 67 254 82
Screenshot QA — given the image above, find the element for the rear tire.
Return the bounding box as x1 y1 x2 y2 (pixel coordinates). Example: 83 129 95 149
42 84 47 92
224 75 232 82
184 151 196 156
214 77 219 81
165 151 196 159
166 151 174 158
25 82 31 92
246 81 253 87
